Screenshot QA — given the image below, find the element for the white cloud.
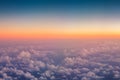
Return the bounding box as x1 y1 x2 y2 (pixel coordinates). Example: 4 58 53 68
18 51 31 58
0 40 120 79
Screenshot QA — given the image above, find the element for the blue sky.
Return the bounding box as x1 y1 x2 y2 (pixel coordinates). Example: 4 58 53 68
0 0 119 16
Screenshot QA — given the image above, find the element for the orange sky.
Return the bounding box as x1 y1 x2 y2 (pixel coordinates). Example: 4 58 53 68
0 17 120 40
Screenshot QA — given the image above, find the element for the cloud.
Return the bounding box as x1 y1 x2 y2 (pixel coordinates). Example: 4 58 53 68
18 51 31 58
81 77 89 80
0 40 120 79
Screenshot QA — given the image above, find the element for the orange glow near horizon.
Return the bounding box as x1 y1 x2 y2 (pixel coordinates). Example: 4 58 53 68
1 29 120 40
1 27 120 40
1 17 120 40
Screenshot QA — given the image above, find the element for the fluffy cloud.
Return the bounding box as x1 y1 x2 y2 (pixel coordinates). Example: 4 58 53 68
0 40 120 80
18 51 31 58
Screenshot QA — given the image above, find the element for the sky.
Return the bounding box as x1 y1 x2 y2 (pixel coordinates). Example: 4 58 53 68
0 0 120 40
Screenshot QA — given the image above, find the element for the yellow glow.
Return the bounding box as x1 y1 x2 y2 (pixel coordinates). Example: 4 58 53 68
0 17 120 39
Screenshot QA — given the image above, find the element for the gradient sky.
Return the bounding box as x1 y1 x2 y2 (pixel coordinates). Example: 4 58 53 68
0 0 120 40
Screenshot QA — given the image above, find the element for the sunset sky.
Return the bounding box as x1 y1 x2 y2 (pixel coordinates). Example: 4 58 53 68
0 0 120 40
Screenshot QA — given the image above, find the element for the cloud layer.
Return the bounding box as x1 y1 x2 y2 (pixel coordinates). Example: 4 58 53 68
0 40 120 80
